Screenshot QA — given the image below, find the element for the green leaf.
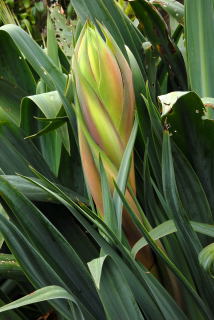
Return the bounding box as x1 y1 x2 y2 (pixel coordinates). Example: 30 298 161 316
0 299 23 320
113 118 138 239
21 91 62 133
192 222 214 238
0 254 24 280
141 41 160 99
34 116 68 122
0 206 5 249
2 175 87 204
140 89 163 189
99 157 118 235
114 181 212 320
0 25 65 91
126 46 146 98
49 4 73 60
8 177 95 266
152 0 184 26
0 214 80 320
162 131 214 316
0 285 84 320
199 243 214 278
132 220 214 257
159 91 214 219
30 168 211 320
47 14 61 70
88 256 145 320
57 141 85 192
25 117 68 139
0 0 17 25
0 24 77 139
25 97 69 154
21 169 172 320
21 91 70 175
131 0 187 90
0 122 55 179
172 143 213 226
142 141 164 226
185 0 214 97
0 30 35 125
0 176 104 320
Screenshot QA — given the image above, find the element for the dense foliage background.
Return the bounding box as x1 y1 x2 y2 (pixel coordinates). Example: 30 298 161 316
0 0 213 319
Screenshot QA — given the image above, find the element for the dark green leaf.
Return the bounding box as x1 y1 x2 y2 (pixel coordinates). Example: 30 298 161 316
0 215 79 320
132 220 214 257
131 0 187 90
199 243 214 279
0 254 24 280
0 176 104 320
113 118 138 239
99 157 118 235
0 30 35 125
0 285 84 320
88 256 145 320
0 122 55 179
162 131 214 316
0 25 77 140
160 91 214 219
2 175 87 204
185 0 214 97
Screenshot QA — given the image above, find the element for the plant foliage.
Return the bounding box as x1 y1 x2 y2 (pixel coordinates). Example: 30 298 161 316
0 0 213 319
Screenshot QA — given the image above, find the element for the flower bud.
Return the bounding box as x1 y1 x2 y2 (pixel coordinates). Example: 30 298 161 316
73 23 156 271
72 22 136 209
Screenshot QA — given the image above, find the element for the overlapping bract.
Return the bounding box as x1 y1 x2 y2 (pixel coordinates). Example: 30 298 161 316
72 23 156 270
72 23 136 212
